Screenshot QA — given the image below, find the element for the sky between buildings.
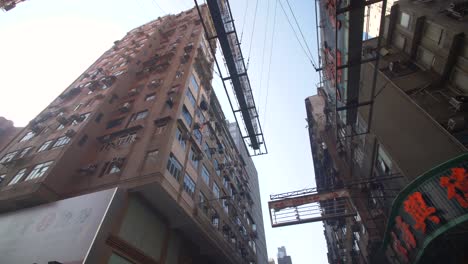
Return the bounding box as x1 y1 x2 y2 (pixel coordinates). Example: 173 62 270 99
0 0 326 263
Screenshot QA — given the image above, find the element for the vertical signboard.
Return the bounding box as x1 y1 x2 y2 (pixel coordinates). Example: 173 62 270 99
0 188 121 264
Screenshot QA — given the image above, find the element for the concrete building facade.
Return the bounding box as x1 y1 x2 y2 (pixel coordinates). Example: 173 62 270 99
0 6 265 264
310 0 468 263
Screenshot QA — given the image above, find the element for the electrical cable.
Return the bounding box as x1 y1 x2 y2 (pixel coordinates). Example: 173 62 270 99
239 0 250 43
262 0 279 130
152 0 167 14
246 0 260 70
285 0 318 68
278 0 315 67
257 0 271 114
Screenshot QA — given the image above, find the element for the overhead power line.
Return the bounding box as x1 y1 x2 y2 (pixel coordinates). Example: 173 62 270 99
246 0 260 69
262 0 279 130
240 0 250 43
152 0 167 14
257 0 271 114
278 0 316 69
285 0 318 68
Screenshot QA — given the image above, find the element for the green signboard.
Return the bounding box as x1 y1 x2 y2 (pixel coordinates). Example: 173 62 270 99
383 153 468 263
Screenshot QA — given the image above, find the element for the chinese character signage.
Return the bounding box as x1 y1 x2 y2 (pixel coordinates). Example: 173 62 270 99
383 153 468 263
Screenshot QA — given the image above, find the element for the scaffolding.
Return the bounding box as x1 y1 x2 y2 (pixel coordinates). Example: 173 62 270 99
194 0 267 156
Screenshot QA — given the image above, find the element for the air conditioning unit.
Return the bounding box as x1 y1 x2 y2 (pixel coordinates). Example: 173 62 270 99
193 122 201 130
78 164 98 175
65 129 76 137
31 123 44 134
200 100 209 111
447 116 466 132
449 97 468 112
119 102 132 112
181 132 191 140
100 135 112 143
56 115 69 125
128 88 138 96
166 97 174 108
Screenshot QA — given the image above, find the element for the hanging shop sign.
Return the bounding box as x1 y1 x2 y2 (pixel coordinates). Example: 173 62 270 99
382 153 468 263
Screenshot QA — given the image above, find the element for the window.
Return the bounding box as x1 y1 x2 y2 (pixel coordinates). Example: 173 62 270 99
176 127 187 149
196 109 205 123
175 71 184 79
167 153 183 181
190 75 199 94
204 142 212 159
199 192 208 214
20 131 35 142
147 149 159 160
394 33 406 50
0 151 18 164
109 162 122 174
9 168 27 185
53 136 71 148
222 198 229 214
186 89 196 106
192 130 202 145
116 132 137 146
417 47 435 69
183 173 196 196
451 68 468 93
25 161 53 181
73 103 84 112
400 12 410 28
214 159 221 176
182 106 192 126
0 174 4 184
57 124 65 130
213 183 220 199
424 22 443 45
107 117 124 129
18 147 32 158
38 140 53 152
189 147 199 168
212 210 220 228
201 165 210 185
131 110 149 122
145 93 156 101
72 112 91 125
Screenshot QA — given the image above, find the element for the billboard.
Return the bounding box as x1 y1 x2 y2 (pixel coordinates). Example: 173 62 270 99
0 188 121 264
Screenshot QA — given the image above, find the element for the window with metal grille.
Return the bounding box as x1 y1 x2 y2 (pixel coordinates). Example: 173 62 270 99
182 106 192 127
0 151 18 163
9 168 27 185
25 161 53 181
186 89 196 107
183 173 196 197
20 131 35 142
167 153 182 181
38 140 53 152
201 165 210 185
53 136 71 148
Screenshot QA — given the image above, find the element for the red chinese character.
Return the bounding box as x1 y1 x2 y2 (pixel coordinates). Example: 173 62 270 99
403 192 440 233
440 167 468 208
395 216 416 249
391 231 408 263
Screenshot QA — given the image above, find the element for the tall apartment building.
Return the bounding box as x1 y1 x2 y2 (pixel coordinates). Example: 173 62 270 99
0 117 21 151
0 6 265 264
310 0 468 263
229 122 268 264
276 246 292 264
0 0 24 11
363 0 396 39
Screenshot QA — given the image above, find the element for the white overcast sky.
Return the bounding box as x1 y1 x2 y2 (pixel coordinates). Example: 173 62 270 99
0 0 326 263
